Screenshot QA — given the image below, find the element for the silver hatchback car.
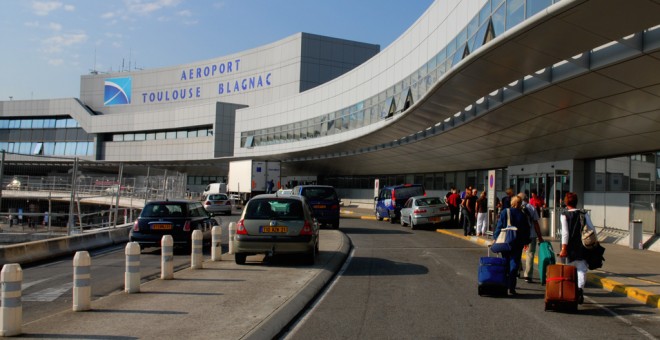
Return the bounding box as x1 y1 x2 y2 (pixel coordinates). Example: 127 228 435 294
233 194 319 265
399 196 450 230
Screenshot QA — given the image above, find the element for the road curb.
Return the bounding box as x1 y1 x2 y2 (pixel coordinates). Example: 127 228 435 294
435 228 660 311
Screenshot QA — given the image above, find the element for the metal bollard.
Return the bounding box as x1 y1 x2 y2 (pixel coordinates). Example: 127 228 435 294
73 251 91 311
0 264 23 337
125 242 140 293
191 230 203 269
161 235 174 280
211 225 222 261
228 222 236 255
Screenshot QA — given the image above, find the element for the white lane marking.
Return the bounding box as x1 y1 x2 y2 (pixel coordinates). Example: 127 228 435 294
23 282 74 302
22 278 53 290
282 247 356 339
585 295 658 340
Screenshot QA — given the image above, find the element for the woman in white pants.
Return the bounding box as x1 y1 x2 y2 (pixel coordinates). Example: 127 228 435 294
475 191 488 236
559 192 596 304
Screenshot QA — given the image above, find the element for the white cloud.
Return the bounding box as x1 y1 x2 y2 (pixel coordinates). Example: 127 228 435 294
105 32 123 39
42 32 88 54
63 4 74 11
177 9 191 17
48 58 64 66
49 22 63 31
213 2 225 10
124 0 182 15
25 21 40 28
32 1 63 16
101 12 116 19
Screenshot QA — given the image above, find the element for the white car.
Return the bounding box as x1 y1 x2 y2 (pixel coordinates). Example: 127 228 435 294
6 178 21 190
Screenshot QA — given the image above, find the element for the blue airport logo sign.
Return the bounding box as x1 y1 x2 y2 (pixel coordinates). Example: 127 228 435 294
104 77 132 106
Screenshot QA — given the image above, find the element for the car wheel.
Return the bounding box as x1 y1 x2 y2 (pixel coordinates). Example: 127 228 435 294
410 216 416 230
389 213 396 224
376 211 383 221
235 253 247 265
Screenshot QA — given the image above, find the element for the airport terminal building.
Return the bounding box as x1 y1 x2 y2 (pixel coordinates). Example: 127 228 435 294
1 0 660 238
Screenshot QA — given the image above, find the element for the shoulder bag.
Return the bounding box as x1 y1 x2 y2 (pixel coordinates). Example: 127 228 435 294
491 209 518 253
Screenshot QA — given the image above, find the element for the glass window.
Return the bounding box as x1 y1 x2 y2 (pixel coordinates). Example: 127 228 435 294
156 132 166 140
0 142 7 151
56 119 67 128
166 131 176 139
176 130 187 139
631 194 655 233
9 120 19 129
467 15 480 38
18 142 31 154
506 0 525 30
44 142 55 155
32 119 44 128
146 133 155 140
585 159 606 191
86 142 94 155
492 1 506 37
606 156 629 191
473 21 491 51
124 134 135 141
479 1 492 25
65 142 77 155
20 120 32 129
54 142 66 155
43 119 56 128
66 119 78 128
526 0 552 18
113 134 123 142
135 133 146 141
0 120 9 129
77 142 88 155
32 142 43 155
630 153 655 192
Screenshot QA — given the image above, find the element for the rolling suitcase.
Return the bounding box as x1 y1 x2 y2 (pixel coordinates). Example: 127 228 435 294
544 261 578 312
478 246 508 296
538 241 556 285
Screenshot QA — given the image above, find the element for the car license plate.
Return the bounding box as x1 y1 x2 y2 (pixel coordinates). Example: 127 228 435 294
313 205 326 209
429 216 441 223
262 226 288 233
152 224 172 230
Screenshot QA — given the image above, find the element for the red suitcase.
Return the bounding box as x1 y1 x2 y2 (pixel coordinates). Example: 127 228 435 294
544 264 578 312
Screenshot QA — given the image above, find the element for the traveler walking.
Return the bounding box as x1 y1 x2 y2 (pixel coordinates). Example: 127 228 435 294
462 189 477 236
500 188 514 210
559 192 595 304
493 196 531 296
518 193 544 283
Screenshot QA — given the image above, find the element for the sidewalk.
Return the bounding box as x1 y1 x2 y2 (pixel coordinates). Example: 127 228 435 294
340 206 660 310
16 230 351 340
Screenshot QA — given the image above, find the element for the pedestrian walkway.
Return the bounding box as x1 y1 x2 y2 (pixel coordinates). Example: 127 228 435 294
340 204 660 311
13 230 350 339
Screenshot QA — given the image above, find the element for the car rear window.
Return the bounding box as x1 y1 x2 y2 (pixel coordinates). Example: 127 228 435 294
394 186 424 200
245 199 304 220
300 187 338 201
417 197 441 206
142 203 186 217
208 194 228 200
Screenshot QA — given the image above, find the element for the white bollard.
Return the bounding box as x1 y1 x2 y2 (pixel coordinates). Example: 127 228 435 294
191 230 203 269
73 251 91 311
125 242 141 293
211 225 222 261
161 235 174 280
0 264 22 337
228 222 236 255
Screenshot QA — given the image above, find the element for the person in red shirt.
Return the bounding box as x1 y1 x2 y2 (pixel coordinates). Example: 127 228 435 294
446 187 461 228
529 189 545 214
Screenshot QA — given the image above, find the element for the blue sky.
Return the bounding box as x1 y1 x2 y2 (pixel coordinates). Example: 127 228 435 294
0 0 434 101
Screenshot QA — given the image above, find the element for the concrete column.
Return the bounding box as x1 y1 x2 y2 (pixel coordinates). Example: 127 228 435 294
211 225 222 261
125 242 140 293
191 230 203 269
0 264 22 337
228 222 236 255
73 251 91 311
161 235 174 280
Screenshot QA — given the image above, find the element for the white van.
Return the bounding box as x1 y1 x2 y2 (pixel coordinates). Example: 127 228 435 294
203 183 227 197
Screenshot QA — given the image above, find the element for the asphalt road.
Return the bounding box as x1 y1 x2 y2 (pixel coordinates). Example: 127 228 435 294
283 218 660 339
19 213 241 324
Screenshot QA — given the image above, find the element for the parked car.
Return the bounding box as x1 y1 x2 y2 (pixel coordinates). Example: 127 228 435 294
6 178 21 190
203 193 233 215
130 200 215 251
375 184 425 223
400 196 450 230
233 194 319 265
276 188 293 196
292 185 340 229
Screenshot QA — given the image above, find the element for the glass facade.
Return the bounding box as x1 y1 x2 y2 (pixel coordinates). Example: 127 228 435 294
585 151 660 233
0 117 93 156
111 126 213 142
240 0 561 148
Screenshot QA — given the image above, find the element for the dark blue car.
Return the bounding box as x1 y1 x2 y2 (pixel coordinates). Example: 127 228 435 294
292 185 340 229
375 184 425 223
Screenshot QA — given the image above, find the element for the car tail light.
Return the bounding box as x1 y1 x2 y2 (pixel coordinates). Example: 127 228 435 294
183 220 191 232
225 201 232 206
391 190 396 205
236 219 247 235
133 220 139 232
331 204 339 210
204 201 211 206
300 220 313 236
413 208 427 214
